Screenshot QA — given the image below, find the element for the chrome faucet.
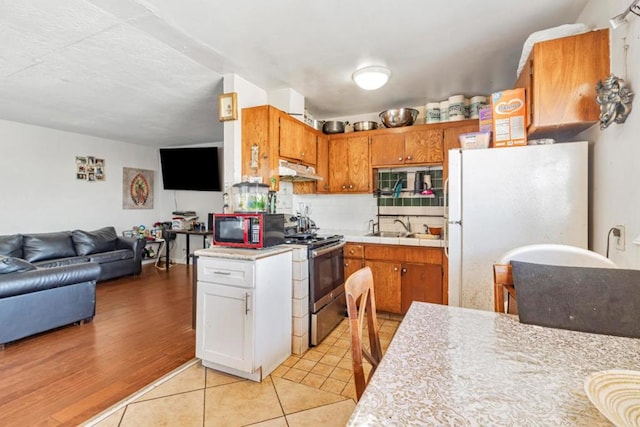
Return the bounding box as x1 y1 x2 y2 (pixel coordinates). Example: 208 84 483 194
394 218 411 233
369 219 379 234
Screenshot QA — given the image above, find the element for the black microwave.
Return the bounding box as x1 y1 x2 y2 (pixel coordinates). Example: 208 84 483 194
213 213 285 249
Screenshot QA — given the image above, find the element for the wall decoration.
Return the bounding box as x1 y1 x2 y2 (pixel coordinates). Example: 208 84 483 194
76 156 105 181
122 167 154 209
596 74 634 129
218 92 238 121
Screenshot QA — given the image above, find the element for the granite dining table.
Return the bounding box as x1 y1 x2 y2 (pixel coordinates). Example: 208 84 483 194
347 302 640 426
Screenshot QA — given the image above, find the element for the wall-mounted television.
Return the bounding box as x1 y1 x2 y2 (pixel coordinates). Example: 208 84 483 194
159 147 221 191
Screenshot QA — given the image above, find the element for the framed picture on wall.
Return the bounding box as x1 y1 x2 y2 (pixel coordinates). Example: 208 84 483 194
122 167 154 209
218 92 238 121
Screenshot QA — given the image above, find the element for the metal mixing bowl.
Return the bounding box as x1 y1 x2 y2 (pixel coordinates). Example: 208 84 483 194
353 121 378 131
379 108 419 128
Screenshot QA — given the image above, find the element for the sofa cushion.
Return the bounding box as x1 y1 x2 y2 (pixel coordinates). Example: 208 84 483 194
71 227 117 256
0 234 23 258
0 255 36 274
89 249 133 264
23 232 76 262
33 256 91 269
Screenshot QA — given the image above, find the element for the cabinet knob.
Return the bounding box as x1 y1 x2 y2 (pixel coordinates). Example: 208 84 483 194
349 249 355 255
342 185 347 190
406 155 412 160
398 157 403 161
301 152 305 157
393 266 399 272
344 262 349 267
349 184 353 189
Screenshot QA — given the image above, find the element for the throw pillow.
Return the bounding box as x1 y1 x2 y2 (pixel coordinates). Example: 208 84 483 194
0 255 36 274
0 234 23 258
72 227 117 256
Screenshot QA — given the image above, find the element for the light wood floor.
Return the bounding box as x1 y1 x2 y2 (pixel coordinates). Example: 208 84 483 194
0 263 195 426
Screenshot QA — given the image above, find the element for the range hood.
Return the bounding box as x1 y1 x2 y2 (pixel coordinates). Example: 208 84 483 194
278 159 323 182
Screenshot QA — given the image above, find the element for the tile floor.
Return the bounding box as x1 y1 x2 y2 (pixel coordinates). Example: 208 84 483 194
83 317 400 427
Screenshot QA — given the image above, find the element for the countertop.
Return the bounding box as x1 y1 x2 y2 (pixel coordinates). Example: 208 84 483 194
322 228 445 248
347 302 640 425
194 245 292 261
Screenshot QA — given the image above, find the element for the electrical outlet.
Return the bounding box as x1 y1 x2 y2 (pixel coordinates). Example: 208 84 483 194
616 225 626 251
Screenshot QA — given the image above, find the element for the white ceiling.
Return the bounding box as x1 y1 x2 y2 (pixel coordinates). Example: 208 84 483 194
0 0 590 146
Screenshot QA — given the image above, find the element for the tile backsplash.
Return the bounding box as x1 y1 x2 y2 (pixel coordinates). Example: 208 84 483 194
376 167 443 207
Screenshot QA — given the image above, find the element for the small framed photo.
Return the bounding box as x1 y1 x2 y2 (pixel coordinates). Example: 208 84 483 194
218 92 238 121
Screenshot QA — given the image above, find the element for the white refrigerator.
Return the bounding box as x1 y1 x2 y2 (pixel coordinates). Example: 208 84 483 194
446 141 588 311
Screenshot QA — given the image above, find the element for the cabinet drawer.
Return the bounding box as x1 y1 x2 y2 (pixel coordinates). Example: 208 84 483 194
344 243 364 258
197 258 255 288
365 244 442 264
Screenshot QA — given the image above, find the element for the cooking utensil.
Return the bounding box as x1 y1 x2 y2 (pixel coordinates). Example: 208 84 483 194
393 178 402 198
353 121 378 132
311 119 325 131
379 108 419 128
428 227 442 236
322 121 348 134
414 171 425 193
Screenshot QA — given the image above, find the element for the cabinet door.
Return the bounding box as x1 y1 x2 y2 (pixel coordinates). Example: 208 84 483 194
365 260 401 314
344 257 365 282
315 134 330 193
371 133 405 167
279 116 304 162
328 138 350 192
516 28 609 136
196 282 254 373
443 124 478 183
401 263 442 314
404 129 443 164
347 135 371 192
242 106 275 186
302 127 318 165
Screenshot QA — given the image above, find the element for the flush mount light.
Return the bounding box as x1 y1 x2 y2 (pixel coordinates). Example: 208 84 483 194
610 0 640 29
352 66 391 90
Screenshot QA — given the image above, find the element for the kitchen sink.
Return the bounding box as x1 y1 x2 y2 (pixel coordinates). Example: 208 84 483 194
366 231 414 238
365 232 440 239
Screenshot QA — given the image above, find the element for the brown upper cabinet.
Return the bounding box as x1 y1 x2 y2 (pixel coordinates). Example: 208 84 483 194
315 134 330 193
514 28 610 138
279 116 317 166
371 128 443 167
242 105 322 191
328 133 371 193
442 122 478 184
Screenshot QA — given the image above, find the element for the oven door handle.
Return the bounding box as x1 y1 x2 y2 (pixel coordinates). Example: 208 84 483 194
311 241 346 258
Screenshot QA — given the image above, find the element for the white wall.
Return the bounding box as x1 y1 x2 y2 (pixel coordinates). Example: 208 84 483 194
0 120 160 235
578 1 640 267
0 119 226 264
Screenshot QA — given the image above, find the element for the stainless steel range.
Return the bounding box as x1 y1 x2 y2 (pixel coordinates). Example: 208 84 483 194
285 232 346 346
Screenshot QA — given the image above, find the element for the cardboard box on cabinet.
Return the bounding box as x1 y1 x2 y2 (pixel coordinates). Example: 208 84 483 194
491 88 527 148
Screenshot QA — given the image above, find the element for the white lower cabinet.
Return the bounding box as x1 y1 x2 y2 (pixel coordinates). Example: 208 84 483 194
195 249 292 382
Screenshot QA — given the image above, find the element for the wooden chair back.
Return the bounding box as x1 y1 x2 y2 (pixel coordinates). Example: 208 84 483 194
493 263 516 313
345 266 383 401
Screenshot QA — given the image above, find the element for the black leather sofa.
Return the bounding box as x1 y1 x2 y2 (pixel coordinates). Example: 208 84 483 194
0 226 146 347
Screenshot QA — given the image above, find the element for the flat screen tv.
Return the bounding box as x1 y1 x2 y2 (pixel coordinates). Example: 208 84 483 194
159 147 221 191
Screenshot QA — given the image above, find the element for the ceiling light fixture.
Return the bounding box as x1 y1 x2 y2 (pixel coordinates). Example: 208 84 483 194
352 66 391 90
610 0 640 29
